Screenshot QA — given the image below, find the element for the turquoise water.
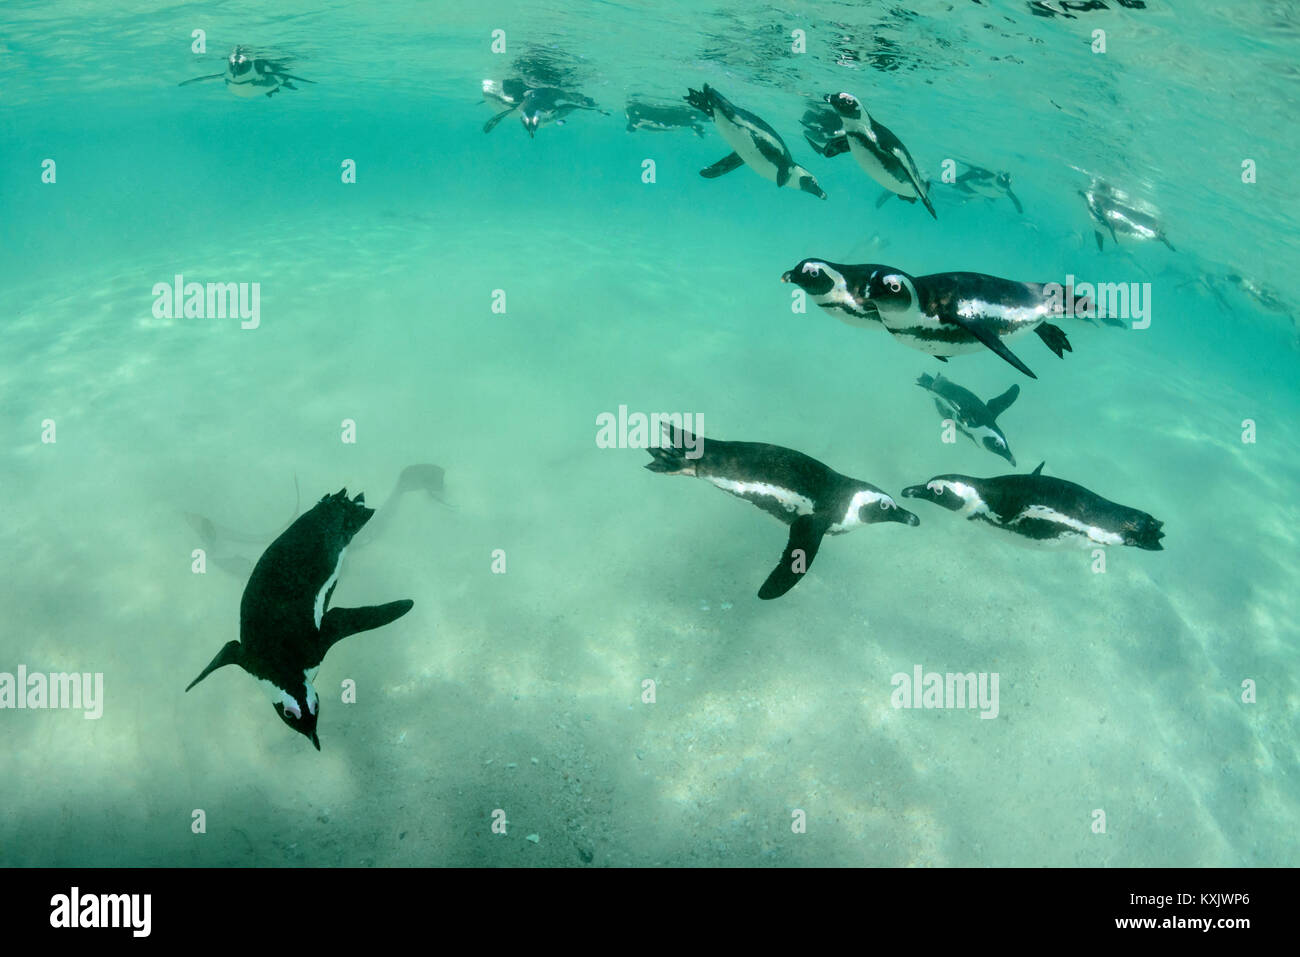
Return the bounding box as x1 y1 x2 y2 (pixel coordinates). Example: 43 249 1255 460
1 1 1297 867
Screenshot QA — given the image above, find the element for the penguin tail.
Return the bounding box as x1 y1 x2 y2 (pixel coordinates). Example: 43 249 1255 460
1128 514 1165 551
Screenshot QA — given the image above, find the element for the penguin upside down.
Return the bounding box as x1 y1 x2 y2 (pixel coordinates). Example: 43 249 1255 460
185 489 414 750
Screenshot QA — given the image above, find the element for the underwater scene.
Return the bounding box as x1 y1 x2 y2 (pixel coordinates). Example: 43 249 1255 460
1 0 1297 869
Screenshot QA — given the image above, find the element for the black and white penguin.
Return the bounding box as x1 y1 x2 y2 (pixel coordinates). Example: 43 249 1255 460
901 463 1164 550
954 164 1023 214
916 372 1020 466
852 265 1082 379
780 258 887 329
185 489 414 750
805 92 935 219
684 85 827 199
625 100 706 136
179 46 315 98
518 87 609 137
645 425 917 599
481 77 532 132
1081 178 1176 251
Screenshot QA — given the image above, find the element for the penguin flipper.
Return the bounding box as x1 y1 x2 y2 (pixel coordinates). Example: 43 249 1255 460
185 641 243 692
940 316 1037 379
1094 230 1105 251
178 73 225 87
1007 190 1024 214
897 161 937 219
875 190 894 208
483 108 516 133
758 514 829 600
320 600 414 653
1033 322 1072 359
700 152 745 178
985 384 1021 420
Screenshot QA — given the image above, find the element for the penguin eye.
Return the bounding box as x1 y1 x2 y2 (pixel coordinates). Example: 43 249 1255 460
283 701 301 720
880 499 894 510
801 262 822 276
927 480 946 495
887 277 902 294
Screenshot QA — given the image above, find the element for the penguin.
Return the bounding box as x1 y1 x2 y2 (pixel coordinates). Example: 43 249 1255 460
901 463 1165 550
780 258 886 329
684 85 827 199
645 425 917 599
625 100 706 136
916 373 1019 466
953 164 1023 214
185 489 414 750
1081 179 1175 251
481 77 532 133
850 265 1083 379
179 46 315 98
518 87 609 138
804 92 935 219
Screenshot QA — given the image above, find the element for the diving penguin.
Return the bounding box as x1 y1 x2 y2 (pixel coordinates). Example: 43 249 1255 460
185 489 414 750
179 45 315 98
684 85 826 199
804 92 935 218
901 463 1165 550
916 372 1020 466
645 425 917 599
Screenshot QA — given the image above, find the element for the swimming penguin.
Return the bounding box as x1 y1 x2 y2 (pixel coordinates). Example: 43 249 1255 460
780 258 887 329
518 87 609 138
804 92 935 219
843 265 1085 379
1081 179 1175 251
916 373 1019 466
179 46 315 98
481 77 532 132
645 425 917 599
953 164 1023 214
185 489 414 750
684 85 827 199
901 463 1165 550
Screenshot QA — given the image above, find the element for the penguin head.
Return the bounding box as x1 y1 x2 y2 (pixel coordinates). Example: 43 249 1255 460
227 47 254 78
863 269 916 317
781 259 837 294
520 110 541 137
901 477 981 514
273 682 321 750
847 488 919 528
996 171 1013 190
796 170 828 200
825 92 863 120
982 432 1016 466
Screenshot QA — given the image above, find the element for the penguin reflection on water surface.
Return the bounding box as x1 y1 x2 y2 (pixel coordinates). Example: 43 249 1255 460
645 426 917 599
185 489 414 750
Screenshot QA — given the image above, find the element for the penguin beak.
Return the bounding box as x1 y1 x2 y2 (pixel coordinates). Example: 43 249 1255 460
311 731 321 751
780 271 792 283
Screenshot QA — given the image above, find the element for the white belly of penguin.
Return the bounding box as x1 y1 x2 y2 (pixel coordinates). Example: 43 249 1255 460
713 114 785 184
706 476 813 517
885 306 1040 356
314 548 346 629
1005 505 1124 548
847 136 914 196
